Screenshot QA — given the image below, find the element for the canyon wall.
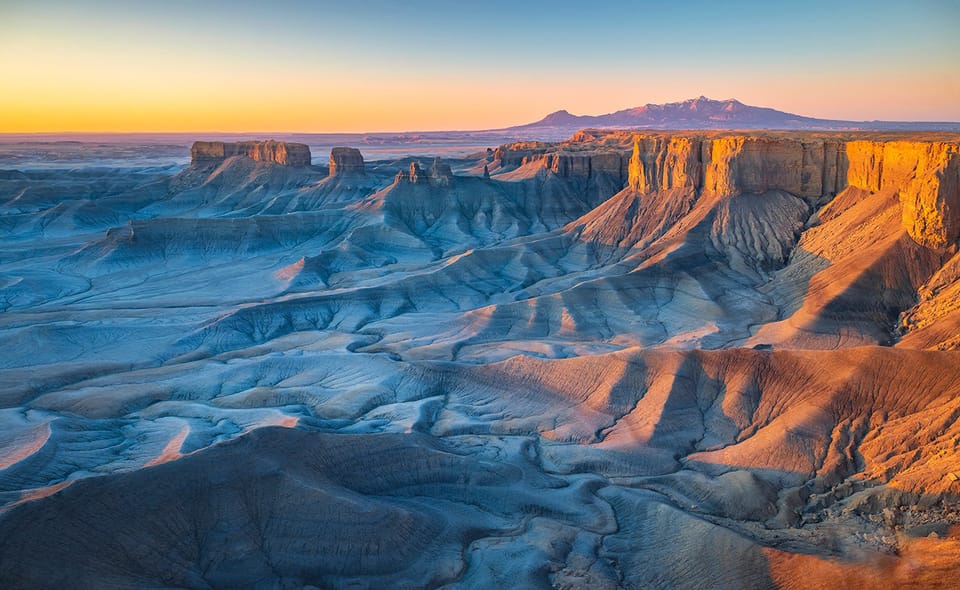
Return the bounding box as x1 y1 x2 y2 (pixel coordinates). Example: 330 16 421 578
492 144 629 184
191 140 312 167
619 136 836 199
498 134 960 249
844 141 960 248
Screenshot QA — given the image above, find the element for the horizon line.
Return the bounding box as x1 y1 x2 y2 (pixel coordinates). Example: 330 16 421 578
5 122 960 136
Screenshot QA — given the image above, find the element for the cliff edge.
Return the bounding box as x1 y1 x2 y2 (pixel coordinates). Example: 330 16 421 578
328 147 365 176
496 132 960 250
190 140 312 167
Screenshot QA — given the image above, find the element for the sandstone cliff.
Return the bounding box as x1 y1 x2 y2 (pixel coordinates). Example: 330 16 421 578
190 140 311 167
329 147 365 176
620 135 838 199
844 141 960 248
492 144 628 184
502 132 960 250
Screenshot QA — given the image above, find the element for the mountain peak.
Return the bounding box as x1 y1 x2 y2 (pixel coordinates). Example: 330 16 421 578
514 97 823 131
533 109 581 126
687 95 712 110
679 96 742 108
512 97 960 132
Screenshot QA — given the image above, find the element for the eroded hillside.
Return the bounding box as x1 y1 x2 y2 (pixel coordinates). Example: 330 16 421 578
1 135 958 588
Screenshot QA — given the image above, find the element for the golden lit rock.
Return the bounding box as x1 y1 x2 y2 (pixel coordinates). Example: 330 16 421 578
190 140 311 167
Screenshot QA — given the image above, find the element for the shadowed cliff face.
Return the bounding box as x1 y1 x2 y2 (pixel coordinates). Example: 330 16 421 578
1 131 960 588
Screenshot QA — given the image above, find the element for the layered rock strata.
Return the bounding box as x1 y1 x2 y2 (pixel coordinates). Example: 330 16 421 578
497 134 960 249
328 147 365 176
493 144 628 183
190 140 311 167
394 159 454 185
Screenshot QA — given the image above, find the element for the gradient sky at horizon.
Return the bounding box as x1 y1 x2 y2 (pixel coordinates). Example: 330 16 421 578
2 0 959 132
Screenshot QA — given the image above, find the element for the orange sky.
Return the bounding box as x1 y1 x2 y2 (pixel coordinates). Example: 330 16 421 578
2 0 959 133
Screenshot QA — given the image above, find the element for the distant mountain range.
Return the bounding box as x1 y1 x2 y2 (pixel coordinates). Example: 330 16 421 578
510 96 960 131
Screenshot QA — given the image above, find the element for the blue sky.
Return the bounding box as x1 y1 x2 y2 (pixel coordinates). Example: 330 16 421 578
2 0 958 131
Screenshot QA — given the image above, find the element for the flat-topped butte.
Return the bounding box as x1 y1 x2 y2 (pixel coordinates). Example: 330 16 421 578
190 140 311 167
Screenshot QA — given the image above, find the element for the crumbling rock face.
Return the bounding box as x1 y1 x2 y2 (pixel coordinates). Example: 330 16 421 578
493 145 629 184
394 161 426 184
627 136 830 199
429 158 454 186
190 140 311 167
409 161 425 183
896 146 959 248
430 157 453 179
839 140 960 247
631 136 703 194
898 248 960 349
627 137 645 192
394 159 455 185
328 147 365 176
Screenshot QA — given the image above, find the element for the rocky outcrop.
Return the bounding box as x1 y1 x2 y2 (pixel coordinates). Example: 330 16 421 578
827 140 960 247
899 249 960 349
631 136 703 194
410 162 425 183
394 159 455 186
904 148 960 248
625 136 832 199
190 140 311 167
429 158 453 186
329 147 365 176
394 162 426 184
627 137 645 191
842 142 960 248
493 145 629 184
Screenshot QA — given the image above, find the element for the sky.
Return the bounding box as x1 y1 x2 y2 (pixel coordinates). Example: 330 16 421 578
1 0 959 132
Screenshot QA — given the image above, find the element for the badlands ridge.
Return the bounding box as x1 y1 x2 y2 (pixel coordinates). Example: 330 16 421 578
0 131 959 588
